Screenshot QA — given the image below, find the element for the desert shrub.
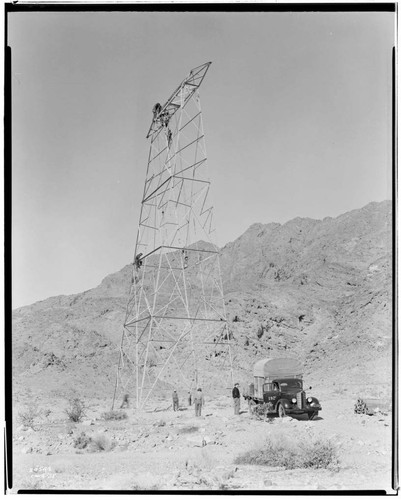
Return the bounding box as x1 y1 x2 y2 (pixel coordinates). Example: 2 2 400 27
101 410 128 421
300 439 339 469
252 402 274 421
19 478 43 490
217 481 230 490
130 483 160 491
73 432 91 449
18 404 42 430
235 435 339 470
354 397 370 415
89 433 115 452
65 397 87 422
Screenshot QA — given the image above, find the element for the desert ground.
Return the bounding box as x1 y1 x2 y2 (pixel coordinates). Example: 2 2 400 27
11 388 393 493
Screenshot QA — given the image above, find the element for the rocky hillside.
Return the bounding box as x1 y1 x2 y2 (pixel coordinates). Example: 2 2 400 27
12 201 392 401
219 201 392 391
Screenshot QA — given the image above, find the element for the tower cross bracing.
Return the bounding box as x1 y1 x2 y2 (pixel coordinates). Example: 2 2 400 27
114 62 233 410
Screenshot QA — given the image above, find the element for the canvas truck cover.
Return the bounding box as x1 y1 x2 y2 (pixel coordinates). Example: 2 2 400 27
253 358 303 380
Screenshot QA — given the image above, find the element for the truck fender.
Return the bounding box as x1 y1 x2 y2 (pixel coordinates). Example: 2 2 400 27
275 399 286 412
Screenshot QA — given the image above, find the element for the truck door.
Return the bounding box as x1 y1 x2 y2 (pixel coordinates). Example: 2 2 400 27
263 382 280 405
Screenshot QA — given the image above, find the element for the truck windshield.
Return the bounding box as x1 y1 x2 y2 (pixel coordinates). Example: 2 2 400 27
279 380 302 392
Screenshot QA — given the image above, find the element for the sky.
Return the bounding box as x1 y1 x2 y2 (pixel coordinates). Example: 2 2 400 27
9 8 394 309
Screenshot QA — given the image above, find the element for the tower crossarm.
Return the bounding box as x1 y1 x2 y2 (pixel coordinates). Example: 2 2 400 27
146 62 212 139
139 245 219 262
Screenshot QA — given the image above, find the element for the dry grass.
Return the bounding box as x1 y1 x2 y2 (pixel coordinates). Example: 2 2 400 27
89 433 115 452
130 483 160 491
18 479 44 491
65 397 87 423
101 410 128 421
18 404 42 430
235 434 339 470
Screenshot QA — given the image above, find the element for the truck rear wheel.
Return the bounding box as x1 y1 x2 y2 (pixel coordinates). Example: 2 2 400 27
277 403 286 418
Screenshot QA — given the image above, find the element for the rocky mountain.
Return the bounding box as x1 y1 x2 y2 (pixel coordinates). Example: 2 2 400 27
12 201 392 401
219 201 392 391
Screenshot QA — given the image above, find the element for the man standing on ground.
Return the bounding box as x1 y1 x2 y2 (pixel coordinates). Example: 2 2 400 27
172 390 179 411
232 383 241 415
120 393 129 409
194 388 205 416
188 391 192 406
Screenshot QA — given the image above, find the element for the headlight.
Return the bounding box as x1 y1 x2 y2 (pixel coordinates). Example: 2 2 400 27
291 398 297 404
307 397 313 403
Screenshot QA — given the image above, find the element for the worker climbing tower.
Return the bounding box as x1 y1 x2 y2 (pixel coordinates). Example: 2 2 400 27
113 62 233 410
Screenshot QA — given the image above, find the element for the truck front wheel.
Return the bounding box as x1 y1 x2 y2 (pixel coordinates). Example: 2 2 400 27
277 403 286 418
308 411 317 420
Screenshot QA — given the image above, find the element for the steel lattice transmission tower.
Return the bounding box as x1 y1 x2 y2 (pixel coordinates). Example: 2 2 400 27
113 62 233 410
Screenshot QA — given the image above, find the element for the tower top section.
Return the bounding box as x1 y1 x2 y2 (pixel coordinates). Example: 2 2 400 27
146 61 212 139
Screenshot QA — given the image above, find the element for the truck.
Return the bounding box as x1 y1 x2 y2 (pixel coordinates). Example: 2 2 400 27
245 358 321 420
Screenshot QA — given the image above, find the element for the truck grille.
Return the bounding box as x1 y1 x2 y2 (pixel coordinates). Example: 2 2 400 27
296 391 306 409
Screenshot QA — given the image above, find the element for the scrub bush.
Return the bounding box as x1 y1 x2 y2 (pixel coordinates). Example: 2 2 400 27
73 432 91 449
101 410 128 421
235 434 339 470
65 397 87 423
89 433 115 452
18 404 42 430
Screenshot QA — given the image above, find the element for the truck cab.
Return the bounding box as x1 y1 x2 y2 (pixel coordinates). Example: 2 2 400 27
263 378 321 419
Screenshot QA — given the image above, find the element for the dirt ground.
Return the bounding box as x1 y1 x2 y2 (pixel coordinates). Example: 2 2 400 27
9 391 394 493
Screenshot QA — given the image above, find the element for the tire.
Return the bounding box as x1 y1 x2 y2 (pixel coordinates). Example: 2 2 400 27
308 411 317 420
277 403 286 418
